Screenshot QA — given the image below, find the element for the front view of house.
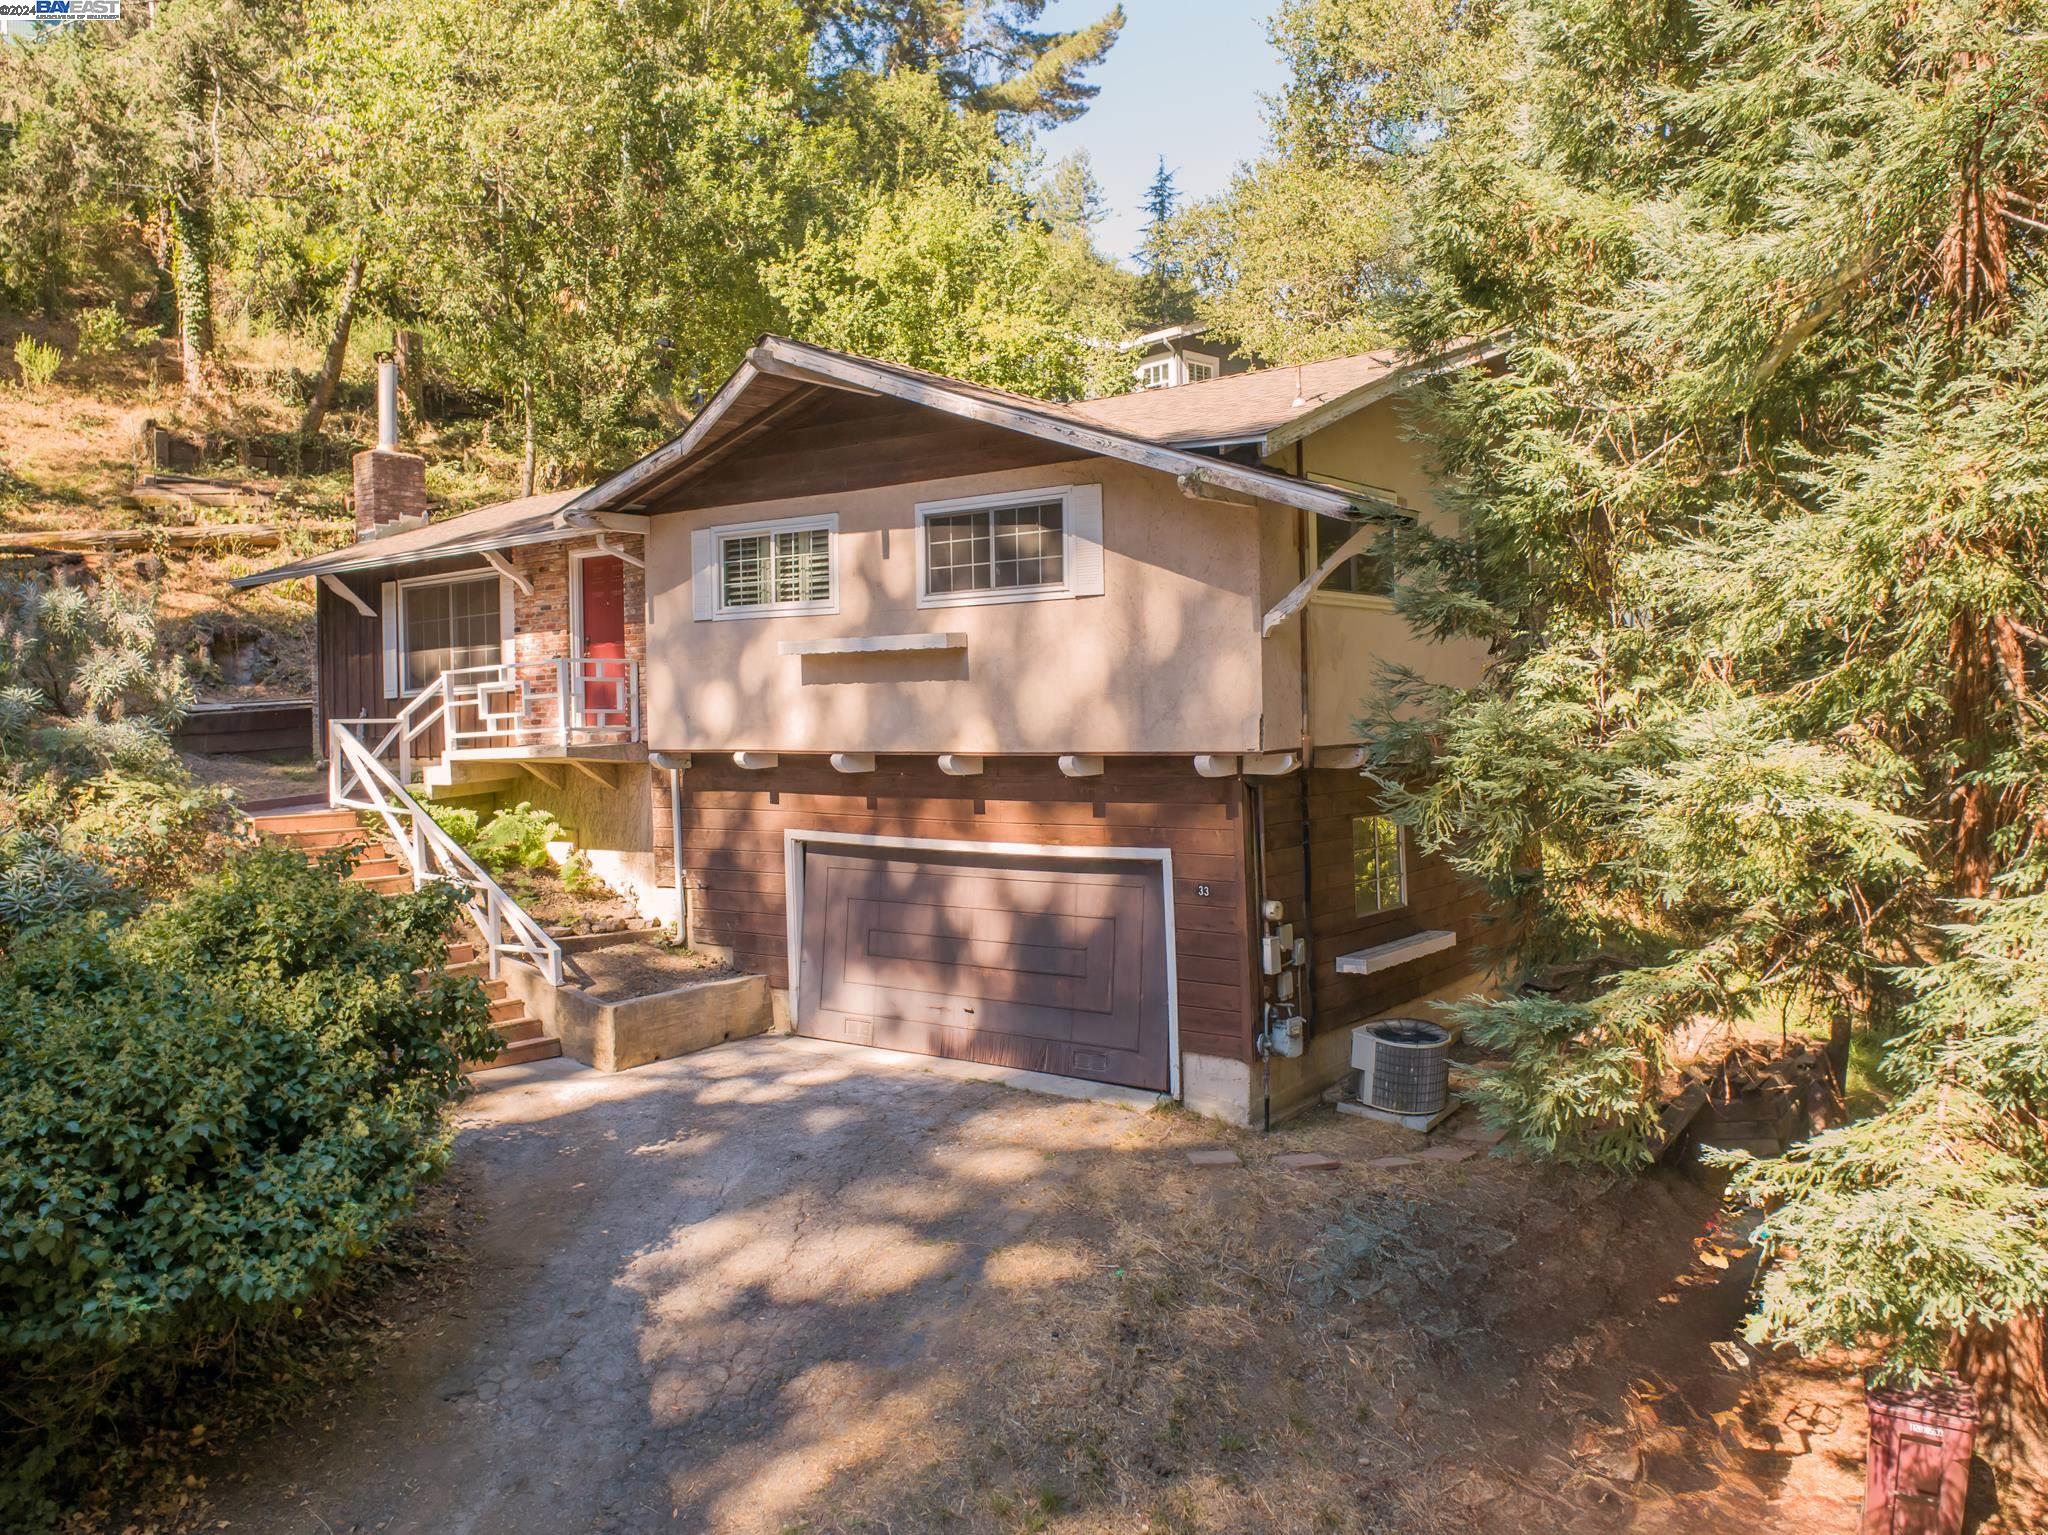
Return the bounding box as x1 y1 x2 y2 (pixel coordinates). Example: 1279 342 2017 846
237 337 1497 1123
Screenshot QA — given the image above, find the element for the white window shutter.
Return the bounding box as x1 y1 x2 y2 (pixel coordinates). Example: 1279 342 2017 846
380 582 401 698
498 573 515 658
691 528 717 620
1066 484 1105 597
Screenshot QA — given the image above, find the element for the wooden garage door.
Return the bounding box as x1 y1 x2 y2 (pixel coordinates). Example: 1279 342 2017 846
796 847 1172 1092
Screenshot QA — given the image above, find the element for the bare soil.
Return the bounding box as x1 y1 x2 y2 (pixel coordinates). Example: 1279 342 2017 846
564 938 734 1001
179 750 325 806
498 861 650 936
165 1040 1875 1535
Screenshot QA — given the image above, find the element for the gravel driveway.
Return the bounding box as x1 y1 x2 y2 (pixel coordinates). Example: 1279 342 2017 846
199 1037 1149 1535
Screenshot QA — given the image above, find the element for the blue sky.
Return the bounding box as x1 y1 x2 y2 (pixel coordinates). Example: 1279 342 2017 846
1035 0 1286 266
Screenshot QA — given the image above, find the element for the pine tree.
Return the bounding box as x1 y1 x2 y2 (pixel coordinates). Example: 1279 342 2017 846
1133 157 1194 326
1034 150 1110 245
1221 0 2048 1503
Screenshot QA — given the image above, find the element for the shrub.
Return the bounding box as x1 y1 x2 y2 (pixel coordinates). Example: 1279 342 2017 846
59 769 238 898
424 802 480 849
0 830 122 938
71 305 127 358
12 335 59 390
0 845 496 1522
471 800 561 873
560 848 599 895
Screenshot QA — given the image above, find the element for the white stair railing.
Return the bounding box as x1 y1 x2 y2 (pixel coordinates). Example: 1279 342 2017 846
327 719 565 987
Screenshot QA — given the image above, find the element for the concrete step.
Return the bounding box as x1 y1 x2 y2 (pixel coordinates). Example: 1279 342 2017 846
473 1034 562 1070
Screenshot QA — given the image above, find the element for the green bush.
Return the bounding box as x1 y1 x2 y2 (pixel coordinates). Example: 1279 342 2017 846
12 335 59 390
70 305 127 358
59 769 237 899
424 801 480 849
0 830 122 938
0 845 496 1523
471 800 561 873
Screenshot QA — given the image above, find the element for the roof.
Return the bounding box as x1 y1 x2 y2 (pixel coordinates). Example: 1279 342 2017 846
230 488 584 589
236 335 1489 590
557 336 1394 528
1061 341 1500 448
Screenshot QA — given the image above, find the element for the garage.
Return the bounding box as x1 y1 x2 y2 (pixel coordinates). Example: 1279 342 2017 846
794 844 1174 1093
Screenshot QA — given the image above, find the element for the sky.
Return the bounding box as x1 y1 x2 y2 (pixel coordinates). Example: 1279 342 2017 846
1034 0 1287 267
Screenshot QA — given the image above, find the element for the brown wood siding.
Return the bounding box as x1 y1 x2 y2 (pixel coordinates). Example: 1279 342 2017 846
650 392 1093 513
173 699 315 757
675 756 1259 1064
1258 768 1487 1036
313 553 497 756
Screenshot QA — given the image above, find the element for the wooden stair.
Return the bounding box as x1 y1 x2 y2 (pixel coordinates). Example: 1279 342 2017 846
247 805 563 1072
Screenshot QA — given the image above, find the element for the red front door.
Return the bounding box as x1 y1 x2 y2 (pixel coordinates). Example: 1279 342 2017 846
576 554 627 728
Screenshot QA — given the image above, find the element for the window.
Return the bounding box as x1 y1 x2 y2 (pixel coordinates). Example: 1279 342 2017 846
925 500 1064 596
1137 357 1175 389
1353 814 1406 915
401 575 501 691
1315 514 1393 600
1184 355 1217 383
914 485 1100 608
713 517 834 617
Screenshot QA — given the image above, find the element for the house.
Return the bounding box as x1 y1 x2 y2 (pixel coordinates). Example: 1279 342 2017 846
235 336 1498 1124
1119 321 1256 391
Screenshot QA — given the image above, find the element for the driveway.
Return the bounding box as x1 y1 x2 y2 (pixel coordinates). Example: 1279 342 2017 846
195 1036 1866 1535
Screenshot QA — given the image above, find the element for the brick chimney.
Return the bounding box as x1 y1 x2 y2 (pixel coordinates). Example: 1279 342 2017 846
353 356 428 539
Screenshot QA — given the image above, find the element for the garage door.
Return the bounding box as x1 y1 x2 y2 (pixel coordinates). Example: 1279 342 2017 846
796 846 1172 1092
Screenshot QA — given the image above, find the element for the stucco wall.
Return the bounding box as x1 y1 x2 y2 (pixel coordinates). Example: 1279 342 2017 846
642 459 1270 755
1259 396 1492 746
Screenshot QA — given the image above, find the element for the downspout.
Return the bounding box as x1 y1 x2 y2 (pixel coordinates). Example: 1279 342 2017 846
650 752 689 943
1294 438 1319 1033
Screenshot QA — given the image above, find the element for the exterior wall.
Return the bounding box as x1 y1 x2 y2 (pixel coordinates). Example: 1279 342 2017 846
670 755 1258 1068
641 459 1269 756
310 534 646 756
1250 767 1495 1119
1258 397 1493 746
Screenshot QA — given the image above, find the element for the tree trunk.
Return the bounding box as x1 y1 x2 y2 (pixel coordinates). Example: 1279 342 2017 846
169 189 215 394
298 248 366 438
1955 1313 2048 1526
1947 611 1998 900
519 379 537 498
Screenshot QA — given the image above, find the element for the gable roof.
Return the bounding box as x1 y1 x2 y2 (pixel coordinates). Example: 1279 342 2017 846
553 336 1392 528
234 335 1487 591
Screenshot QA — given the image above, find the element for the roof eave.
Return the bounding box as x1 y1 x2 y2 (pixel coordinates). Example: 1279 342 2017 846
1258 335 1505 459
229 520 586 590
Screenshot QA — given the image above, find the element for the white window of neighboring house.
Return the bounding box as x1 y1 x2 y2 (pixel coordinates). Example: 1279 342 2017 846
1184 354 1218 382
702 514 837 618
1137 357 1176 389
398 574 502 692
915 485 1105 608
1353 814 1407 915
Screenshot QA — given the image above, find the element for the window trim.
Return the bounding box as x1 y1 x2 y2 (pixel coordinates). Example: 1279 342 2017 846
1183 352 1219 383
705 512 839 621
913 486 1081 610
1351 813 1410 918
393 568 510 695
1305 477 1402 614
1135 357 1176 390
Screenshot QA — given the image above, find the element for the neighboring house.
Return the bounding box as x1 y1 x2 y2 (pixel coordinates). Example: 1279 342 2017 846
1119 322 1256 391
235 336 1497 1124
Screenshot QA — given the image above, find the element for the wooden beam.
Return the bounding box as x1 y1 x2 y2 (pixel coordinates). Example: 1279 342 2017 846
593 532 644 569
1177 470 1255 507
565 759 618 788
519 761 564 790
829 753 876 774
482 549 533 595
733 751 779 770
1058 754 1103 778
937 754 983 777
1242 752 1299 776
4 523 279 553
1261 522 1378 637
320 574 376 618
1192 754 1239 778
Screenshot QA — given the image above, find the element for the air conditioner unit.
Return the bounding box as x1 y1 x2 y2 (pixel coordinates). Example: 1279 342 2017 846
1352 1019 1452 1116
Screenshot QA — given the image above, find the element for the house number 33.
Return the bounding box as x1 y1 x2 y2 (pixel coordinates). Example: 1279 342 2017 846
1195 884 1212 897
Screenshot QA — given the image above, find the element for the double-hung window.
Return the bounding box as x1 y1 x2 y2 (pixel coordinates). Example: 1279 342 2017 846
703 515 837 619
398 574 502 692
915 485 1102 608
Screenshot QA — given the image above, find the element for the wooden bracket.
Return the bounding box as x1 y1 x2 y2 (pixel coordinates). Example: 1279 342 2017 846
320 574 376 618
483 550 534 596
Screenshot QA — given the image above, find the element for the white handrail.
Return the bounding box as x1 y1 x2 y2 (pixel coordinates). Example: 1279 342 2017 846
328 719 565 986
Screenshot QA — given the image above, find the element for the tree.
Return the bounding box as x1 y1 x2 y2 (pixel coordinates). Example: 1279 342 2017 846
1033 149 1110 245
804 1 1125 125
1225 0 2048 1503
1133 157 1195 326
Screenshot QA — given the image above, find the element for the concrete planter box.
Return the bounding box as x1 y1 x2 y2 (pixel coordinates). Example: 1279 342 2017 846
503 966 773 1073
